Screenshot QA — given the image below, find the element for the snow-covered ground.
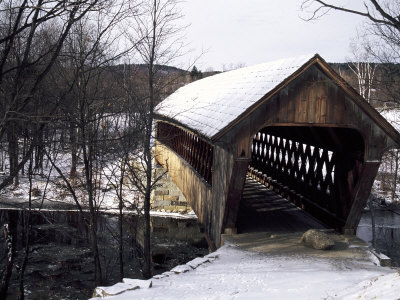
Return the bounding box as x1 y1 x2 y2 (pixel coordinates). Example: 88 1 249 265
92 240 400 300
0 151 187 213
0 152 123 210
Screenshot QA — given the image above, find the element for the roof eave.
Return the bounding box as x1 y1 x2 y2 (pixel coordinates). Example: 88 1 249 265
210 54 400 147
314 56 400 147
210 54 322 142
154 113 214 143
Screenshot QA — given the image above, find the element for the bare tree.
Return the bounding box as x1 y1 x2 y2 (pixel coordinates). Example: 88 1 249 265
301 1 400 30
348 36 377 103
301 1 400 62
124 0 187 279
42 2 134 285
0 0 108 189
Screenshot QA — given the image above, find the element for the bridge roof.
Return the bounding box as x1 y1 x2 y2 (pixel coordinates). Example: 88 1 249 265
156 54 314 139
156 54 400 145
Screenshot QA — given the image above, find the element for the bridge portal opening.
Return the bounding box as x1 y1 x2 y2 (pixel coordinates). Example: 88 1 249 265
237 126 365 233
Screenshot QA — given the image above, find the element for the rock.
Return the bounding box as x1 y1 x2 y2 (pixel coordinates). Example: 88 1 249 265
170 264 192 274
205 253 219 261
186 257 210 269
301 229 335 250
92 282 139 298
161 271 175 277
122 278 152 289
92 279 152 297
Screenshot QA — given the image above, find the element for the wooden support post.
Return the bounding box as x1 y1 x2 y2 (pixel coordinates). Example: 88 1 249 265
344 161 380 234
222 157 250 232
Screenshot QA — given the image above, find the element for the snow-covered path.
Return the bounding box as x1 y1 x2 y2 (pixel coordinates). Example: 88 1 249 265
93 233 400 300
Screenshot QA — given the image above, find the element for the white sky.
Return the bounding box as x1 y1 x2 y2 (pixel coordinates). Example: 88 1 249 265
177 0 366 71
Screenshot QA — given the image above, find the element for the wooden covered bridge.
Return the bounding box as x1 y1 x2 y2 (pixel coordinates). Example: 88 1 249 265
154 54 400 248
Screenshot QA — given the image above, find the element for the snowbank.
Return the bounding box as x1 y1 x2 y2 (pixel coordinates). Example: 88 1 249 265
91 243 398 299
338 272 400 299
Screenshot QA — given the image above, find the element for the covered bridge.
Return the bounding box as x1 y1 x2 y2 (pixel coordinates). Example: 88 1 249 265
154 54 400 248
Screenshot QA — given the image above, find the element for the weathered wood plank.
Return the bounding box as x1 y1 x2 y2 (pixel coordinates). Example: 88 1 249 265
222 158 250 231
344 161 380 234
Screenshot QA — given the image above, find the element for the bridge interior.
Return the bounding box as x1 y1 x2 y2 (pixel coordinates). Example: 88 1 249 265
243 125 365 232
236 176 326 234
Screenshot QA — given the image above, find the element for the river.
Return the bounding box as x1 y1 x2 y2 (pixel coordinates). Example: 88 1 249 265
0 210 208 299
357 208 400 267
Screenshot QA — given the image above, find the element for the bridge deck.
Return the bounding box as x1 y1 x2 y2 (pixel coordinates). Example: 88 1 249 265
236 176 327 234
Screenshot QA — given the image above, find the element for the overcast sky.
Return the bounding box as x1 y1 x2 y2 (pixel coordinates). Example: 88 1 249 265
178 0 366 71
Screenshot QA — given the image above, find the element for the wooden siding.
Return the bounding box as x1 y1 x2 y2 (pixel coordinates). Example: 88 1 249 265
218 64 395 237
154 142 212 222
155 141 234 247
220 64 396 160
209 145 235 246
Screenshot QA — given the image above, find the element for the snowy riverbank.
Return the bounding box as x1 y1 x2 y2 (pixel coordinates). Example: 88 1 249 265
92 235 400 299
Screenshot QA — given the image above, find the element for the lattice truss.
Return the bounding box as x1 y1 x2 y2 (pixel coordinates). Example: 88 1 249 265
156 122 213 185
250 129 337 210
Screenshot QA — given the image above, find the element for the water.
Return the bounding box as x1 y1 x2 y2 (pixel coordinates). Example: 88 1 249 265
357 208 400 266
0 210 208 299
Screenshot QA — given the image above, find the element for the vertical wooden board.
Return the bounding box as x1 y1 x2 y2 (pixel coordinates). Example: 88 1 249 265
269 96 278 123
285 86 295 123
345 161 380 233
222 157 250 230
292 76 308 124
305 82 316 123
317 92 327 124
332 87 343 124
279 92 289 123
301 86 309 124
325 84 335 123
294 87 305 124
211 145 234 246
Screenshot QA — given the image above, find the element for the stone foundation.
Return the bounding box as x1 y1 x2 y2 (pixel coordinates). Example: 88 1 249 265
151 165 191 213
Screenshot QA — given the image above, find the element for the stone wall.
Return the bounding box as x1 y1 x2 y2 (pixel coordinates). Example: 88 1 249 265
151 164 192 213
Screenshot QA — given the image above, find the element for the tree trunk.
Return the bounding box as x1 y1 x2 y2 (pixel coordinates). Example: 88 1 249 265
82 118 102 285
119 164 125 281
142 112 153 279
7 123 19 186
0 210 18 299
34 129 44 175
142 167 152 279
70 123 77 179
0 224 14 299
0 147 4 172
142 0 157 279
392 150 399 202
86 154 102 285
18 157 33 300
368 195 376 249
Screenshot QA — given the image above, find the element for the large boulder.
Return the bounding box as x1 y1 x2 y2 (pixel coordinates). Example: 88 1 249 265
301 229 335 250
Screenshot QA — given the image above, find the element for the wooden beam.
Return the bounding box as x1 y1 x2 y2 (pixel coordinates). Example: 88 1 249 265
344 161 380 234
222 157 250 231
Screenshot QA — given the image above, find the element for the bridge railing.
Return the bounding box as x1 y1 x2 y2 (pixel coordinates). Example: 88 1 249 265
249 129 347 229
156 121 213 185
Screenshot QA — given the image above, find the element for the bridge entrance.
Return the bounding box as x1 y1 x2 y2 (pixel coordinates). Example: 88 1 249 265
243 126 365 232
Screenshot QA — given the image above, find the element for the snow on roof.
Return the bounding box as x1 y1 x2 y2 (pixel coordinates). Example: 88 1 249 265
156 54 316 139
